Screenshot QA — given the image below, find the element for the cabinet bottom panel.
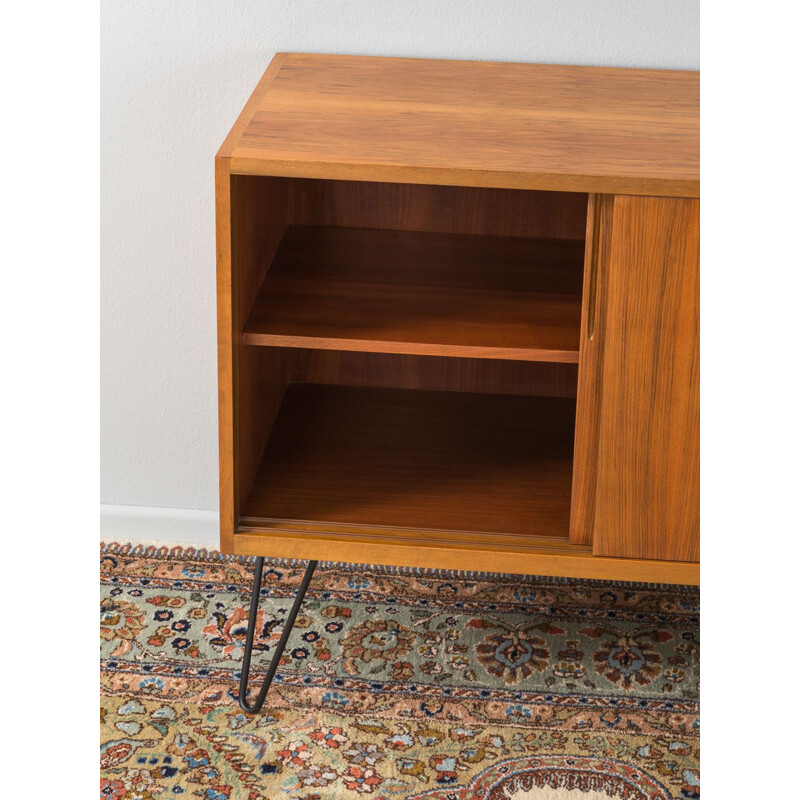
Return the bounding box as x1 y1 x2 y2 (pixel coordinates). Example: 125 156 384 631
241 383 576 539
231 525 699 585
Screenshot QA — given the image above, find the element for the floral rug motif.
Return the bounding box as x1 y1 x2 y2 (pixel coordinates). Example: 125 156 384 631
100 543 699 799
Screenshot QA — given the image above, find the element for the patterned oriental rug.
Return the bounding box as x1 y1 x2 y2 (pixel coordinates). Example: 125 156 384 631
100 543 699 800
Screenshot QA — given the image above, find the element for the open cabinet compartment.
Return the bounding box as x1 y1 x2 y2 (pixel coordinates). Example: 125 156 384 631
239 354 579 539
232 177 587 546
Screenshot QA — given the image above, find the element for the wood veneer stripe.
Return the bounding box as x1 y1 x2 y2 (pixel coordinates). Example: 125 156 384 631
228 158 700 197
217 53 288 158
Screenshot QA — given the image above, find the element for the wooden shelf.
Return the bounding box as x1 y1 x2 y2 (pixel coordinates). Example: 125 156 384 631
243 226 584 363
241 384 576 538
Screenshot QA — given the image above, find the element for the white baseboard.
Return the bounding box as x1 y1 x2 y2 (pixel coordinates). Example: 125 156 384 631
100 504 219 548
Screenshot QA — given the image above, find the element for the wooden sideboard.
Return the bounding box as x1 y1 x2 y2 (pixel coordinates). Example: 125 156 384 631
216 53 699 585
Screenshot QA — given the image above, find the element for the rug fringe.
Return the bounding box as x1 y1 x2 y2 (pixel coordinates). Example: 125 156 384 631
99 540 693 589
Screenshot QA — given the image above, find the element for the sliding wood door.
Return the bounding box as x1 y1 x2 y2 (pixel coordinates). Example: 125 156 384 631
572 194 699 562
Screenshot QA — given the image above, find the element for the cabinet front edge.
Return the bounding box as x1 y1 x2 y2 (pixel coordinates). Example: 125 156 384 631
227 157 700 198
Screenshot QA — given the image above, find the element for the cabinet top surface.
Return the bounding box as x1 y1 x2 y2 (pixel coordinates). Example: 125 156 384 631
219 53 699 197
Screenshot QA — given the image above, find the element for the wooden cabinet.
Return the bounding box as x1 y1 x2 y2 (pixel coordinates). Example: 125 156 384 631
216 54 700 585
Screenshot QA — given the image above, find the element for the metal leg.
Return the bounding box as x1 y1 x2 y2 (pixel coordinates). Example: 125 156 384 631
238 557 318 714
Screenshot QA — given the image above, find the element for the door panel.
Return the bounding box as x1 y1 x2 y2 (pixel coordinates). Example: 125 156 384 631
570 194 613 545
589 195 699 562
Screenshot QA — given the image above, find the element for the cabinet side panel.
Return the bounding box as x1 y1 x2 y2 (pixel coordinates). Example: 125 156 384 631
216 159 236 552
593 196 699 561
235 176 292 512
570 195 614 544
217 171 294 554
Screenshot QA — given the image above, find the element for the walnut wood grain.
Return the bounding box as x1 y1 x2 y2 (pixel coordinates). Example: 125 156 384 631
241 385 576 539
293 350 579 399
217 172 296 554
217 54 287 159
569 194 615 544
592 196 699 562
215 159 235 553
243 226 584 362
232 526 699 585
232 176 293 509
290 180 588 240
224 53 699 197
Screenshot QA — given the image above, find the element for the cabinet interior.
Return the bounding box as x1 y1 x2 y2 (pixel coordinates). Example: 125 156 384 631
233 176 589 541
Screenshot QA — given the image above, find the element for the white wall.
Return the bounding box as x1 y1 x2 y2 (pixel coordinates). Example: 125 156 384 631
101 1 699 529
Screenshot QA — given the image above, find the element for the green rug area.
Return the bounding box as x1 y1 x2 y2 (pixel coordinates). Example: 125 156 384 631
100 542 699 799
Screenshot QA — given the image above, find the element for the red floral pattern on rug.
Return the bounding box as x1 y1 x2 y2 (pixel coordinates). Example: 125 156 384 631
475 630 551 684
582 627 674 690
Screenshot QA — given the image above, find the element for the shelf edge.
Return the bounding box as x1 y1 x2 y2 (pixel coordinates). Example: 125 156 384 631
241 333 580 363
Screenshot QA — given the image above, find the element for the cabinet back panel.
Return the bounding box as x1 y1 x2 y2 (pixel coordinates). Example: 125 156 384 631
290 179 587 240
290 349 578 398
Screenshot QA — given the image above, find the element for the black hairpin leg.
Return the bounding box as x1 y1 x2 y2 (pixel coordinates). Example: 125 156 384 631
238 557 318 714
